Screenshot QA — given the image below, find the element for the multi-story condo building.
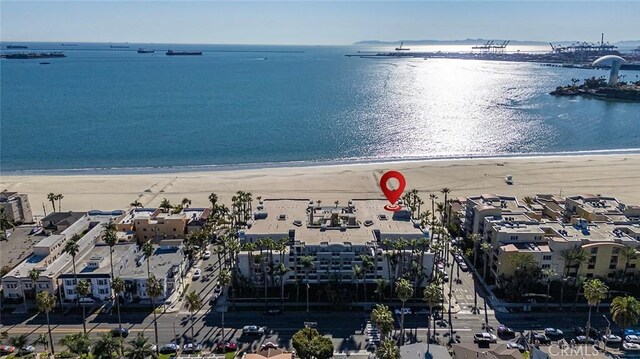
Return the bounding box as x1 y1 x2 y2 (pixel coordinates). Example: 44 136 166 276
0 190 33 224
59 244 137 301
464 194 640 285
117 208 189 243
118 240 186 302
2 210 124 301
237 199 433 290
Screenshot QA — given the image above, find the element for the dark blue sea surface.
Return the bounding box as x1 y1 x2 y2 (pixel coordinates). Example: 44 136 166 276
1 42 640 172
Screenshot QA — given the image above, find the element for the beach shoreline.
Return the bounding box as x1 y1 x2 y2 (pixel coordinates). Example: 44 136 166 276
2 153 640 217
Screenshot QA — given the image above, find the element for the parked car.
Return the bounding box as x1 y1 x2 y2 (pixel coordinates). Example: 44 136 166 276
213 283 223 297
602 334 622 344
243 325 266 335
530 332 551 344
395 308 412 315
473 333 498 343
182 342 203 353
111 327 130 338
626 335 640 344
459 262 469 272
497 325 515 338
544 328 564 338
0 346 16 355
575 326 600 338
78 297 95 304
19 345 36 355
159 343 180 354
192 268 202 280
575 336 595 344
203 250 212 260
623 342 640 351
264 308 282 316
506 342 525 352
216 341 237 353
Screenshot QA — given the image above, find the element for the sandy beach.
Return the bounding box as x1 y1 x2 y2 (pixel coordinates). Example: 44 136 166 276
2 154 640 217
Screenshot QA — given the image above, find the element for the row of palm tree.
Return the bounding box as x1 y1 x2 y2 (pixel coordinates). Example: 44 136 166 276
46 192 64 212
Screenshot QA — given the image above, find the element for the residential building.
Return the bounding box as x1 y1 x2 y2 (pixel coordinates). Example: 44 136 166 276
117 208 188 243
463 194 529 235
59 243 137 301
118 240 186 302
237 199 433 290
40 211 86 232
183 207 211 233
1 210 124 301
0 191 33 224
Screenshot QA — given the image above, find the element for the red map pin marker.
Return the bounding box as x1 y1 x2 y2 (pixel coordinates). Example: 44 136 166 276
380 170 406 211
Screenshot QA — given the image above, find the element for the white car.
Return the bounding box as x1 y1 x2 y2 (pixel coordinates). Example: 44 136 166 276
243 325 266 335
203 250 212 260
473 332 498 343
602 334 622 343
192 268 202 280
78 297 95 304
395 308 412 315
626 335 640 344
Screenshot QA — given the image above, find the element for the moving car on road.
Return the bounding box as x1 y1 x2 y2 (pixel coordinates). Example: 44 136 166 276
111 327 130 338
473 332 498 343
243 325 266 335
497 325 515 339
203 250 212 260
530 331 551 344
395 308 412 315
626 335 640 344
0 346 16 355
183 342 203 353
160 343 180 354
602 334 622 344
544 328 564 338
192 268 202 280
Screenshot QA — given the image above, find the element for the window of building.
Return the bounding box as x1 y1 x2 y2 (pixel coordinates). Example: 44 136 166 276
543 255 552 261
542 264 550 269
613 248 620 254
588 264 595 269
609 264 617 269
98 289 109 295
173 228 176 231
66 289 74 295
610 256 618 264
590 248 598 254
6 283 17 289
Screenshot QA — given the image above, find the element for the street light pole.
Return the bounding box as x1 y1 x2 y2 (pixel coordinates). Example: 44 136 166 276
602 315 610 353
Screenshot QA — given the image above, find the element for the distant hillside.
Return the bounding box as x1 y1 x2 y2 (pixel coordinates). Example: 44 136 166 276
354 39 640 47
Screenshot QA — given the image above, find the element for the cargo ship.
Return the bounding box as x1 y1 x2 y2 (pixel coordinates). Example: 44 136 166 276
1 52 66 59
7 45 28 49
166 50 202 56
137 48 156 53
110 45 130 49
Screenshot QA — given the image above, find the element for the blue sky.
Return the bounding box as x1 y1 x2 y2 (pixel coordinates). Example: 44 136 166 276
1 1 638 45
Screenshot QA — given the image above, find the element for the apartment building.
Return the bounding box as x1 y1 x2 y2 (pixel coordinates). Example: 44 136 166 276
117 208 189 243
2 210 124 300
0 191 33 224
237 199 433 289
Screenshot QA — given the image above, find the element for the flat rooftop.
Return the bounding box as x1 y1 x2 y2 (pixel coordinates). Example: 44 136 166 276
60 244 135 277
119 245 183 279
468 194 525 213
244 199 428 246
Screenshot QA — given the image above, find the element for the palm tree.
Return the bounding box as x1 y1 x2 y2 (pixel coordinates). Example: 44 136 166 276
376 338 401 359
146 274 163 354
63 234 81 301
184 291 203 340
76 279 91 334
610 295 640 329
542 268 556 310
59 333 92 356
56 194 64 212
0 208 14 241
111 277 125 330
93 332 122 358
395 278 413 345
102 220 118 280
181 198 192 209
361 254 374 301
125 335 158 359
274 263 289 309
9 335 28 354
159 198 172 213
440 188 451 225
218 268 232 341
560 248 588 307
423 283 442 351
28 267 40 303
208 192 219 211
130 200 143 208
621 247 639 283
353 265 362 302
34 333 48 352
583 279 608 340
36 291 56 356
480 242 492 280
522 196 535 207
334 200 340 208
374 279 388 301
47 192 57 212
371 304 394 339
300 255 314 312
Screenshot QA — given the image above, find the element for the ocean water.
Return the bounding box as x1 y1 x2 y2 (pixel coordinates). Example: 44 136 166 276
1 43 640 173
